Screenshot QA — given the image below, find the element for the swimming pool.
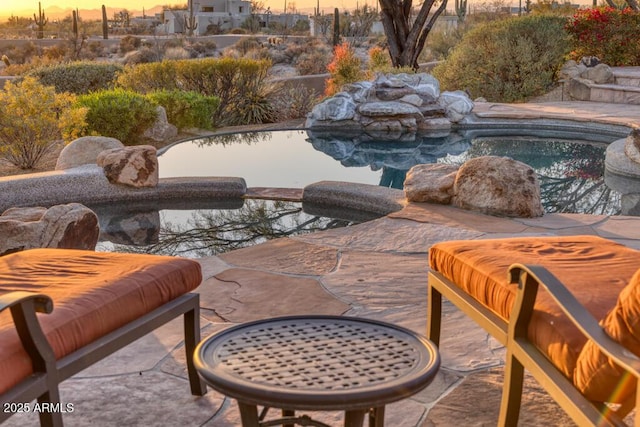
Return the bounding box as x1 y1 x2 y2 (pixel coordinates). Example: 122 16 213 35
96 127 627 256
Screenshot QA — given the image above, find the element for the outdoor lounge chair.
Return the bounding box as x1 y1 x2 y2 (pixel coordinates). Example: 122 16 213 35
427 235 640 426
0 248 207 427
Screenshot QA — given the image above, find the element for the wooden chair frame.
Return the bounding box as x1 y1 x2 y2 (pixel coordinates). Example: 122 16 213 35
0 291 207 427
427 264 640 427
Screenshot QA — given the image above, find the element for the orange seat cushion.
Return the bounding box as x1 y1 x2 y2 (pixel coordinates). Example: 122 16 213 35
0 248 202 395
575 268 640 403
428 235 640 386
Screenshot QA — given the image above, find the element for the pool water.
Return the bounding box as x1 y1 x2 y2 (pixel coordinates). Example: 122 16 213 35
159 129 622 216
95 199 365 258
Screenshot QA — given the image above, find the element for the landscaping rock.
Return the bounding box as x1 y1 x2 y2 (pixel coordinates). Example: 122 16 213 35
404 163 459 204
0 203 99 256
97 145 159 188
581 63 614 84
305 72 473 137
453 156 543 218
438 90 475 123
55 136 124 170
143 106 178 142
625 128 640 164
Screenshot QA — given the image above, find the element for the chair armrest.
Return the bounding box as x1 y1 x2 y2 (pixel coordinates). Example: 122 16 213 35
508 263 640 375
0 291 56 371
0 291 53 315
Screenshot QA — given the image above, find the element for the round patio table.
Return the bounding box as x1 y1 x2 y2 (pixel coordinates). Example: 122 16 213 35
194 315 440 427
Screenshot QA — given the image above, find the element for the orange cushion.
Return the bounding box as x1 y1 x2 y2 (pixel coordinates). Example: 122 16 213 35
0 248 202 395
429 235 640 381
575 268 640 403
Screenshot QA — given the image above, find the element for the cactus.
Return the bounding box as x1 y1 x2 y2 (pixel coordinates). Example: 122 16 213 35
102 5 108 39
185 0 197 36
33 2 48 40
455 0 467 23
332 8 340 46
72 9 78 38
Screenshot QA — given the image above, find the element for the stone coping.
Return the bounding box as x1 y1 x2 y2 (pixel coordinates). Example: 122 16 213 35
0 164 248 212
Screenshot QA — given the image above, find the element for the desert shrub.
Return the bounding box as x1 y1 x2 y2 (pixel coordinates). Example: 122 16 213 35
432 14 570 102
116 60 178 93
117 57 274 126
146 90 219 130
325 42 366 96
271 84 319 121
123 46 161 65
164 46 193 60
25 62 122 94
76 89 158 144
120 35 141 53
229 28 247 34
232 37 262 56
189 40 217 56
294 45 332 75
0 42 41 65
566 7 640 66
0 77 86 169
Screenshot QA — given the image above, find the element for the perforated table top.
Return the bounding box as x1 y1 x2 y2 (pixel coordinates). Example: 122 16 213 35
194 315 440 411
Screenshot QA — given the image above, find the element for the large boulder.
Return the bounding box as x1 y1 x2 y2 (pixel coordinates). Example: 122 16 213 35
438 91 475 123
404 163 459 204
453 156 543 218
97 145 159 188
0 203 99 256
625 128 640 164
143 105 178 142
55 136 124 170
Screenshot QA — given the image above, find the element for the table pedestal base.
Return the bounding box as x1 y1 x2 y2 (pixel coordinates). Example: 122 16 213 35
238 402 385 427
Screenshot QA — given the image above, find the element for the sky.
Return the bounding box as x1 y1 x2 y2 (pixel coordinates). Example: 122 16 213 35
0 0 367 18
0 0 595 20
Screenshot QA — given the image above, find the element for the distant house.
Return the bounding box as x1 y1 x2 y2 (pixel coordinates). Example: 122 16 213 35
162 0 252 35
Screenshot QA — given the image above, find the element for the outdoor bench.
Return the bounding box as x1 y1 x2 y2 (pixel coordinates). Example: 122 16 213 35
0 248 207 427
428 235 640 426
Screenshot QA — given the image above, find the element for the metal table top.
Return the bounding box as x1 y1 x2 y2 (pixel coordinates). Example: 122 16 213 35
194 315 440 411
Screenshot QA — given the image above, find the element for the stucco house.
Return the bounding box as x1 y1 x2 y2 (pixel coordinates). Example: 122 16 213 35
162 0 252 35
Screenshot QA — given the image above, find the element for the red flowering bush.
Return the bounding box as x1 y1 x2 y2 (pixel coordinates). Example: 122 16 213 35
566 7 640 65
324 43 365 96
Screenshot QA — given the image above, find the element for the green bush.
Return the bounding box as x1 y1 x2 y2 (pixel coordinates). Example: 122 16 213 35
0 77 86 169
566 7 640 66
76 89 158 144
117 57 275 126
432 15 570 102
146 90 219 130
25 62 122 94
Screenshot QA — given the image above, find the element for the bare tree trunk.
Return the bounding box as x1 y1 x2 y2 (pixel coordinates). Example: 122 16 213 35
379 0 448 69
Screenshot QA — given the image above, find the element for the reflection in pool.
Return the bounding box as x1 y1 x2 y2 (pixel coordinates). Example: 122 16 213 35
94 199 369 258
159 129 625 216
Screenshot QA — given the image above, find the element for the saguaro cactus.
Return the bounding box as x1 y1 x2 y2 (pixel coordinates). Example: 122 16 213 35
455 0 467 23
332 8 340 46
102 5 108 39
33 2 48 40
185 0 198 36
72 9 78 38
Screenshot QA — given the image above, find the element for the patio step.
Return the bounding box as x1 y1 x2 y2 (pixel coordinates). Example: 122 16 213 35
589 83 640 105
572 67 640 105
